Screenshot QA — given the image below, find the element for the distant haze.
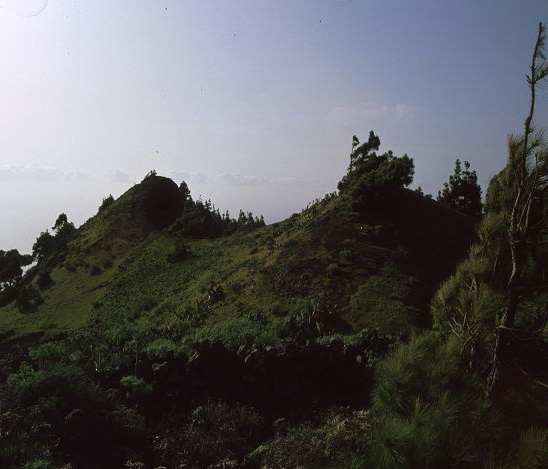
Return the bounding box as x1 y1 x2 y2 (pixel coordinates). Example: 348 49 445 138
0 0 547 252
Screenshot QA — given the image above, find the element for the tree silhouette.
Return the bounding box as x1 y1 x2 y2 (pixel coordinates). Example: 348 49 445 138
0 249 32 288
338 131 414 196
437 159 482 218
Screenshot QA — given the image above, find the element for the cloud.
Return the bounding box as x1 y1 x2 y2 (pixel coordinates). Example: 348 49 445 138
0 164 140 185
169 170 332 189
104 169 131 184
216 173 262 186
327 102 414 123
0 164 334 193
0 164 92 182
168 170 209 184
395 103 413 118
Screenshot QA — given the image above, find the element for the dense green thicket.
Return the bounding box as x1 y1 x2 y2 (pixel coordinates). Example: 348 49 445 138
0 314 396 469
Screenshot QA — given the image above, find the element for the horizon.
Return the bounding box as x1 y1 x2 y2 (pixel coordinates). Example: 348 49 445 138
1 0 547 253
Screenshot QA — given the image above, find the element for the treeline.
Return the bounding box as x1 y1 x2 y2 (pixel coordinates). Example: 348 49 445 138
169 180 265 239
337 130 483 220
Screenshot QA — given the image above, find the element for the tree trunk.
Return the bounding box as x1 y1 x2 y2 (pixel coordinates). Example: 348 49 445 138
486 23 546 397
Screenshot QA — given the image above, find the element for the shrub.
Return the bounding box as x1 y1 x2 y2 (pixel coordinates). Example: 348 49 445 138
144 338 178 360
258 409 371 469
153 402 264 468
189 318 277 351
98 194 115 213
15 285 43 313
280 297 339 342
7 363 104 428
372 332 460 417
37 271 54 290
207 284 226 304
0 284 18 307
494 427 548 469
369 332 500 468
370 393 464 469
120 375 153 400
0 412 56 469
167 240 192 262
28 342 67 368
23 459 55 469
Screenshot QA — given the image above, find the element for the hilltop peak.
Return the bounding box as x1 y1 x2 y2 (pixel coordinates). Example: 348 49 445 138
83 174 183 249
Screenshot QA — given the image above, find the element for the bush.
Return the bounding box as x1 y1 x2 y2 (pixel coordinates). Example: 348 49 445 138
494 427 548 469
0 284 18 307
372 332 460 417
98 194 115 212
15 285 43 313
167 240 192 262
369 332 503 468
189 318 277 351
280 297 338 342
258 409 371 469
23 459 55 469
120 375 153 400
7 363 104 427
371 393 464 469
0 412 56 469
153 402 264 468
37 271 54 290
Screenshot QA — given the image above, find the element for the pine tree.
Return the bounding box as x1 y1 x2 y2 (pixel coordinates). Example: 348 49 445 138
437 159 482 218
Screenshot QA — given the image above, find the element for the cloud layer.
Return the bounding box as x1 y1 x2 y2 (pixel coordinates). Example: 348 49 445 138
0 164 92 182
0 164 332 190
0 164 137 184
327 102 414 124
168 170 333 188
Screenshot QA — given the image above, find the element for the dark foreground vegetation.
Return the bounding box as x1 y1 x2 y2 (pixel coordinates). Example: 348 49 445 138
0 23 547 469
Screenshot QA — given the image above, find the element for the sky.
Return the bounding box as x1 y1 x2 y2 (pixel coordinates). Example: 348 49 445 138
0 0 547 252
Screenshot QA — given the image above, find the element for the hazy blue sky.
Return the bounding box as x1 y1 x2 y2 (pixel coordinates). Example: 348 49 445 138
0 0 547 252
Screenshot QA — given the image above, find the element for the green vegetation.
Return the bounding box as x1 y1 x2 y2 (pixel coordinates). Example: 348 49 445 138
0 21 546 469
0 148 475 469
437 159 483 218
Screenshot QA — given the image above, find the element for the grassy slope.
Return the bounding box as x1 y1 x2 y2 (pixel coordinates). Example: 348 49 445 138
0 180 476 341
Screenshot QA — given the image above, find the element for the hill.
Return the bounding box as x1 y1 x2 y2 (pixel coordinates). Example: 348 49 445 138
0 173 475 344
